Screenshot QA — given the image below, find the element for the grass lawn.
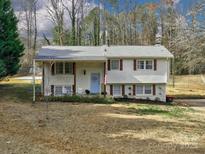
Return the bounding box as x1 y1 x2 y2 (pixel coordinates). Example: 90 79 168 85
167 75 205 99
0 79 205 153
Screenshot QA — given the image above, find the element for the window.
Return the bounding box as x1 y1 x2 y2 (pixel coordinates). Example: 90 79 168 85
65 62 73 74
113 85 121 96
146 60 153 70
135 84 152 95
55 85 72 96
136 60 153 70
63 86 72 95
111 60 120 70
56 62 63 74
145 85 152 94
137 60 144 69
136 85 143 94
55 86 63 96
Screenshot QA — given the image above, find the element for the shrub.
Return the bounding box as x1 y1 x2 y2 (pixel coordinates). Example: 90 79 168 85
43 95 115 104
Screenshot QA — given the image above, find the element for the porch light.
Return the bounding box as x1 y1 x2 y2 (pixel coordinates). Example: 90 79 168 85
83 70 86 75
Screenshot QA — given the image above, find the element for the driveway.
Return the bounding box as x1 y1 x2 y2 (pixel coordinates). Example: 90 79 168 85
175 99 205 107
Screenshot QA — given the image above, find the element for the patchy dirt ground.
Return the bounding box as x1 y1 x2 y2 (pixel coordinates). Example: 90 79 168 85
0 101 205 154
0 82 205 154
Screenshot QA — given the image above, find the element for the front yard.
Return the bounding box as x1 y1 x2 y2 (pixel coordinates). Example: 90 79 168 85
0 82 205 153
167 75 205 99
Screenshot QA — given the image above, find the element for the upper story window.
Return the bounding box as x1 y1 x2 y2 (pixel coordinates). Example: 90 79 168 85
146 60 153 70
137 60 153 70
137 60 145 69
52 62 73 75
111 60 120 70
65 62 73 74
56 62 64 74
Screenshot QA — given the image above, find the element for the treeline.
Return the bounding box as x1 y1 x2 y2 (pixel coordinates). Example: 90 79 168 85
17 0 205 74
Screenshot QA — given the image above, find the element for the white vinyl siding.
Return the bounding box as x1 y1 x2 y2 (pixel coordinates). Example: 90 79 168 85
113 85 121 96
111 60 120 70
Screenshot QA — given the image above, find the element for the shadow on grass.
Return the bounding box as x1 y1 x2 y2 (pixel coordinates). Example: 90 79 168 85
0 83 40 103
128 105 194 118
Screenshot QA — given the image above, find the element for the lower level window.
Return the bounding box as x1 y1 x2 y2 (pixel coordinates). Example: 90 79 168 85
63 86 72 95
136 85 143 94
55 86 63 96
144 85 152 94
113 85 121 96
55 85 72 96
135 84 152 95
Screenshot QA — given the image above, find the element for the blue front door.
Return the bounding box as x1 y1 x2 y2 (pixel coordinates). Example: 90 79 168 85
90 73 100 94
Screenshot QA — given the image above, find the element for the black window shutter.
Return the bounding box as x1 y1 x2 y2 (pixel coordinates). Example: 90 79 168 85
120 59 123 71
154 59 157 71
51 64 55 75
51 85 54 96
108 60 111 71
134 59 137 71
110 85 113 95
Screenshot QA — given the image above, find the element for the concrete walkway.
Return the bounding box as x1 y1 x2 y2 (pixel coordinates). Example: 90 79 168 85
14 76 42 80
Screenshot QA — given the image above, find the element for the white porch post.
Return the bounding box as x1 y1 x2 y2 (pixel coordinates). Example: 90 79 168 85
172 58 175 88
33 59 36 103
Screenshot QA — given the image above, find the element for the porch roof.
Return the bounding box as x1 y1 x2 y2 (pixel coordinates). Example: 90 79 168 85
35 46 106 61
35 45 173 61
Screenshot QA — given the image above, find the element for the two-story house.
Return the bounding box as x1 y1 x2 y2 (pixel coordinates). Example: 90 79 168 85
34 45 173 102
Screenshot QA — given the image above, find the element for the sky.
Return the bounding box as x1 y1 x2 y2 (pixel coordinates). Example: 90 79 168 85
12 0 199 38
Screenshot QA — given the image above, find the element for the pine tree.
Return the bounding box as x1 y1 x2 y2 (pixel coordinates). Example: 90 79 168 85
0 0 24 78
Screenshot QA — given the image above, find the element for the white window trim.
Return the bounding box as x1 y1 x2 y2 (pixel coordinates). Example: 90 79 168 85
64 62 73 74
137 60 145 70
136 59 154 70
54 85 72 96
55 62 64 75
136 85 144 95
113 85 122 96
110 59 120 70
144 85 152 95
53 62 73 75
145 60 153 70
135 84 153 96
54 85 63 96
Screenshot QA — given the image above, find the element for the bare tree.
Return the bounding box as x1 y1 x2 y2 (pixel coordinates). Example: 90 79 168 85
47 0 65 45
19 0 38 68
63 0 82 45
23 0 38 50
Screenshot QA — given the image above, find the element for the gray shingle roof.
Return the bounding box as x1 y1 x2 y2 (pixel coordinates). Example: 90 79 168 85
35 45 173 61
